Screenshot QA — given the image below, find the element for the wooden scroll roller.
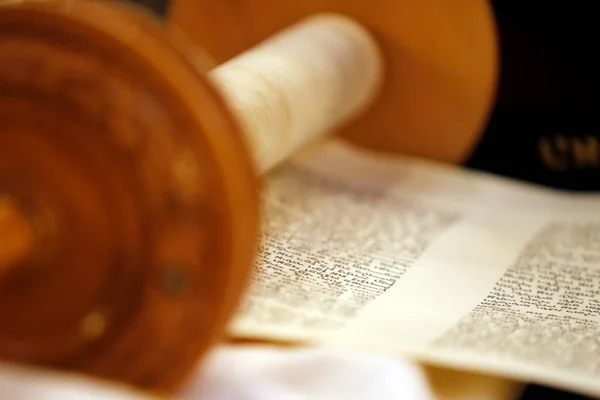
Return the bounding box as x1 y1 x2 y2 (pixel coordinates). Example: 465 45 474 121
0 0 497 396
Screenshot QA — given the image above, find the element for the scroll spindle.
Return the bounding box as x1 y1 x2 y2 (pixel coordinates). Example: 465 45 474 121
209 14 383 172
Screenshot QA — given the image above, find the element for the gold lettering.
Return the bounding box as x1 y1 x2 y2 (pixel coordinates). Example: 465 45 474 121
539 136 567 170
555 134 569 152
571 136 599 168
539 135 600 170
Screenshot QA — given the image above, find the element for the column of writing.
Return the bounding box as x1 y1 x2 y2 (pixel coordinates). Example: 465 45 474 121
434 221 600 376
237 165 461 330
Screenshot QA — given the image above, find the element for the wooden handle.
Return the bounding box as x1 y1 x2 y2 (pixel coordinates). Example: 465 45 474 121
210 13 383 172
0 0 260 395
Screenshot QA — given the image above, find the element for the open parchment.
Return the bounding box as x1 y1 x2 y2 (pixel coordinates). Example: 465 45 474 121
228 139 600 398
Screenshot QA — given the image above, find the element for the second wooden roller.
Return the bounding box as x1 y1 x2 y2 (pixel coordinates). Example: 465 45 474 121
0 0 498 395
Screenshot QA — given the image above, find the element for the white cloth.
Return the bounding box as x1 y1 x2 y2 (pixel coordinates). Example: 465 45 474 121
0 346 436 400
183 346 435 400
